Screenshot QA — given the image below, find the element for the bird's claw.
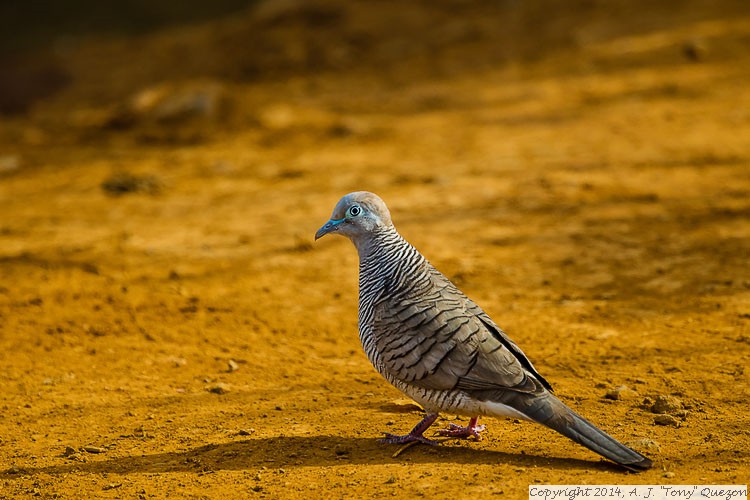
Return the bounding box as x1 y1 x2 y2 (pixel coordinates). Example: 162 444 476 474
435 422 486 440
380 432 439 446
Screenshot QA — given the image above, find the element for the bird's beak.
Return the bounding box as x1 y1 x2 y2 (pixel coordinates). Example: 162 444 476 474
315 218 344 240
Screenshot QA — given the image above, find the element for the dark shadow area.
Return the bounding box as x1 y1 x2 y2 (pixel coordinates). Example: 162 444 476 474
0 53 70 115
0 0 254 54
0 0 252 114
1 436 626 478
2 1 749 114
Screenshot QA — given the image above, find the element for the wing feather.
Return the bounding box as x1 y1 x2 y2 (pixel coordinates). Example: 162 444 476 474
371 266 549 396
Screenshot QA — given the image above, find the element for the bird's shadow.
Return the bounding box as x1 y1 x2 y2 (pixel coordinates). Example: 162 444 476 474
3 435 627 478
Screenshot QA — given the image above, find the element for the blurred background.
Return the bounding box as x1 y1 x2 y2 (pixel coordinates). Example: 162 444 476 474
1 1 749 496
3 0 748 115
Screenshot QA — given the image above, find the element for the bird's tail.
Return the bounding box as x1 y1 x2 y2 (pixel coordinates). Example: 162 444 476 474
521 393 652 471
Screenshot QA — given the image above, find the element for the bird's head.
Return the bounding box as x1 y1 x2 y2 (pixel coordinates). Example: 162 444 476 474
315 191 393 242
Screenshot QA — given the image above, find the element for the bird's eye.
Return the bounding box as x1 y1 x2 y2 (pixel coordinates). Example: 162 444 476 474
348 205 362 217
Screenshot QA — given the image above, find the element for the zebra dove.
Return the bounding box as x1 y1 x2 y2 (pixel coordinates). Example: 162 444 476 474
315 191 652 471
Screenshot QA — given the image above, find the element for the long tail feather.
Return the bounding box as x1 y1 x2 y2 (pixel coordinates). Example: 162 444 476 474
520 393 652 471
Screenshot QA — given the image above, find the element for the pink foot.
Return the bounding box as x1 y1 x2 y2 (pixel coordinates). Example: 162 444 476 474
436 417 485 440
379 412 440 446
380 432 439 446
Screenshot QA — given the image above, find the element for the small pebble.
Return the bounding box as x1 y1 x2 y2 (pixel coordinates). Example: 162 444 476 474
604 385 637 401
0 155 21 174
682 39 708 62
83 445 106 454
654 414 680 427
227 359 240 372
101 172 162 196
663 471 676 478
208 383 229 394
651 395 683 414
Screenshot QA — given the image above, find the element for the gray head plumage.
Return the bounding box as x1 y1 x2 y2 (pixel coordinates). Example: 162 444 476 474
314 191 393 242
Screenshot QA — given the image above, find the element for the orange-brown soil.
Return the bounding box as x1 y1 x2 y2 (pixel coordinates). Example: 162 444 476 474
1 1 749 498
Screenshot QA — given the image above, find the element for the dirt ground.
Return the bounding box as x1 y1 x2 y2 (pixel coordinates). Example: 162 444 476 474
1 1 749 498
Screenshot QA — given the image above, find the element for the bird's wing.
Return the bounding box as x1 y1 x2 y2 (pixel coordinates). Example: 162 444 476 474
371 268 547 395
465 298 553 391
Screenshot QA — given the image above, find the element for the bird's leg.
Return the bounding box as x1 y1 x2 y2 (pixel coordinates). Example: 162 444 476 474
380 412 440 445
435 416 486 440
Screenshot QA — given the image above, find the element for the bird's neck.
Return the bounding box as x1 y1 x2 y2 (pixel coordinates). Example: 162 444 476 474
356 226 428 295
354 226 403 263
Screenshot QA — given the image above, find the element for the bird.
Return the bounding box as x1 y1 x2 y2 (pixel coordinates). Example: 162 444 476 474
314 191 652 471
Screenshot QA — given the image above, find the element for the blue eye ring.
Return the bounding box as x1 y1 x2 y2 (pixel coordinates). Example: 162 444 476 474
348 205 362 217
